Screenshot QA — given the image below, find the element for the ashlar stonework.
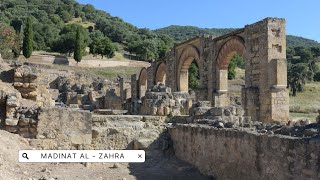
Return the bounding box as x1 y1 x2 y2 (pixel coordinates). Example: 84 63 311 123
132 18 289 123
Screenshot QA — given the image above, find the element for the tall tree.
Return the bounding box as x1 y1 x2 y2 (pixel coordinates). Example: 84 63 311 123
23 17 33 59
74 27 83 63
102 37 116 59
288 63 309 96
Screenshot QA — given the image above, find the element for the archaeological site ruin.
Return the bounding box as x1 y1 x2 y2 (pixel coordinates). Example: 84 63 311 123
0 17 319 179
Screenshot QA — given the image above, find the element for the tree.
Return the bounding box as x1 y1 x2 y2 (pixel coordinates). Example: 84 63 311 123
188 60 200 89
228 58 237 80
288 63 309 96
10 18 23 33
88 30 104 56
102 37 116 59
60 11 73 23
52 24 88 56
74 27 83 63
0 23 20 59
23 17 33 59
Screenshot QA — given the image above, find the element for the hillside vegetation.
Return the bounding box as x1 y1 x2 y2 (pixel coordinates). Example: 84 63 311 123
154 25 320 48
0 0 174 60
0 0 319 61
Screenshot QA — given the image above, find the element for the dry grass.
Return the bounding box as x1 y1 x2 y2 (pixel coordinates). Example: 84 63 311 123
44 63 141 79
289 82 320 114
290 112 318 122
67 18 95 28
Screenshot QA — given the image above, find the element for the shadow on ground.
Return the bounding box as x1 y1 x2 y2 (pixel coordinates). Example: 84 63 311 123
127 131 215 180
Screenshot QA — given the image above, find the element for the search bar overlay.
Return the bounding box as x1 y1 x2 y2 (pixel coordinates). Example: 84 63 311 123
19 150 145 163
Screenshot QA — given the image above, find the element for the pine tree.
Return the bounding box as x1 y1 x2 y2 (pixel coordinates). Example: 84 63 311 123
23 17 33 59
74 27 83 63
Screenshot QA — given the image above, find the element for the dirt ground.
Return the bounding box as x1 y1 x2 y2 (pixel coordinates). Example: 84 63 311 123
0 130 210 180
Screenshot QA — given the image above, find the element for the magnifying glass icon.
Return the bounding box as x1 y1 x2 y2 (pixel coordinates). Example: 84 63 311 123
22 153 29 160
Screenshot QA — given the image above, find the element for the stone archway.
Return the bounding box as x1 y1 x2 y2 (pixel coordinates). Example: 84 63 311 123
216 37 245 93
138 68 148 98
177 45 201 92
155 63 166 85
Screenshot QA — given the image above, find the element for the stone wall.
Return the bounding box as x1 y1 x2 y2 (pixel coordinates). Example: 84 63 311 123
169 124 320 180
30 108 92 149
90 115 168 151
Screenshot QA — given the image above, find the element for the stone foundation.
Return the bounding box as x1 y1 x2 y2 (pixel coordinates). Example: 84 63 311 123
90 115 168 151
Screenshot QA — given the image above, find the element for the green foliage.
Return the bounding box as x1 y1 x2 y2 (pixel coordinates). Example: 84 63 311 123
314 71 320 82
74 27 83 63
287 35 320 48
102 37 116 58
188 60 200 89
154 25 235 42
60 11 73 23
227 54 245 80
154 26 320 48
228 58 237 80
52 24 88 55
0 0 174 60
0 23 20 58
287 46 320 96
88 30 116 58
288 63 309 96
23 17 33 59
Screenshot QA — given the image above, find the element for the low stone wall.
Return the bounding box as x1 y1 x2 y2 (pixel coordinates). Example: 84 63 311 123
30 108 92 149
90 115 168 151
169 124 320 180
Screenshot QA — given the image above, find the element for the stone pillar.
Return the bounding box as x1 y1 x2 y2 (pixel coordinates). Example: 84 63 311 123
243 18 288 123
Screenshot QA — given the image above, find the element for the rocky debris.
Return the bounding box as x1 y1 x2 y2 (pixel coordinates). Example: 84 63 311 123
139 84 193 116
189 105 320 138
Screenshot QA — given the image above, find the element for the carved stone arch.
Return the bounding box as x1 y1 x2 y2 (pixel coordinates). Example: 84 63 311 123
214 36 245 106
138 68 148 98
216 37 245 70
155 63 166 85
177 45 201 92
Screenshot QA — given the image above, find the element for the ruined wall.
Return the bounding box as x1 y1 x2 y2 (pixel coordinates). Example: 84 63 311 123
89 115 168 151
30 108 92 149
134 17 289 123
169 124 320 180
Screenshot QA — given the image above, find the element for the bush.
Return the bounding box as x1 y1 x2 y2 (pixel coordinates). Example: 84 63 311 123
314 71 320 82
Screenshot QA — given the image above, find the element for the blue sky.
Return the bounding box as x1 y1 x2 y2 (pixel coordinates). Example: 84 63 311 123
77 0 320 42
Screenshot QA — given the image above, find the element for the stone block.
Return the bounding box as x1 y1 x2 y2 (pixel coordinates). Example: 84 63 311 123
5 126 19 133
210 107 224 116
18 118 30 126
37 108 92 148
164 107 171 116
5 118 19 126
196 101 211 107
194 107 211 116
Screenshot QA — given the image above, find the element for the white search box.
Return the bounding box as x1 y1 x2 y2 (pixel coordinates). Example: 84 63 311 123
19 150 145 163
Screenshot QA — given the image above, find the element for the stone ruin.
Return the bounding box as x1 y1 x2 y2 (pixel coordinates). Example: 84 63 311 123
0 17 319 179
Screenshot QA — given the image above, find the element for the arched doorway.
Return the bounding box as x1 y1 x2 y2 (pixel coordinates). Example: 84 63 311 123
155 63 166 85
216 37 245 93
138 68 148 98
215 37 245 106
177 45 201 92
